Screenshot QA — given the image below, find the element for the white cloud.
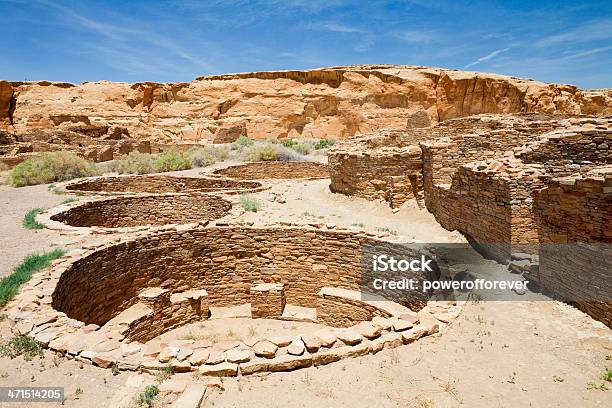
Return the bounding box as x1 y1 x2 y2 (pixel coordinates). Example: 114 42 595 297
535 19 612 48
465 48 510 68
563 45 612 59
393 30 437 43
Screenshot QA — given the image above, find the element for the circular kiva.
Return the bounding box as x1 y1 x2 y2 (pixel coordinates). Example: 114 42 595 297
40 193 232 231
64 175 264 195
6 223 460 377
212 161 329 180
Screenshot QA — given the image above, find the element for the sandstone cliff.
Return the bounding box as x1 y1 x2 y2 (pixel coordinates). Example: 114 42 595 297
1 65 611 143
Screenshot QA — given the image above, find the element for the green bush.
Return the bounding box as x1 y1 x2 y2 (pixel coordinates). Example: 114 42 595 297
154 149 193 173
291 142 311 155
314 139 335 150
188 146 229 167
240 194 261 212
137 384 159 407
245 145 280 162
10 152 98 187
233 135 254 148
23 208 44 230
281 139 298 148
0 249 65 307
0 335 43 360
114 151 157 174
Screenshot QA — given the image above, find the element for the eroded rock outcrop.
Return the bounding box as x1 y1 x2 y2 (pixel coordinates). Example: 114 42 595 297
2 65 611 143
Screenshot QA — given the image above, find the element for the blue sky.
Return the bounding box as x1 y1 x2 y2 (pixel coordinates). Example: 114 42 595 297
0 0 610 88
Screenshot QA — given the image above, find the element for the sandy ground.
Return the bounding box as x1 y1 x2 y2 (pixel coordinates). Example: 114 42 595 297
0 165 611 407
0 183 74 277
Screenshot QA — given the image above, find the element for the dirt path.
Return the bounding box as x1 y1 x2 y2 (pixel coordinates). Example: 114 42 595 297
0 183 74 277
0 167 610 407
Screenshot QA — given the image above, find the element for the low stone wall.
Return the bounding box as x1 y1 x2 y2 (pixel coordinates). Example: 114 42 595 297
3 223 461 376
48 193 232 229
51 224 437 327
213 161 329 180
64 175 264 195
533 168 612 326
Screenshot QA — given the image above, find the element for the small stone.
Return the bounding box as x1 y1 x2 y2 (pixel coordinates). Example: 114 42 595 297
253 341 277 358
225 348 250 363
268 335 292 347
287 339 305 356
158 379 188 394
188 349 210 365
176 348 193 361
337 330 362 345
199 362 238 376
14 320 34 335
206 351 225 365
171 383 206 407
389 318 413 331
371 316 392 330
352 322 381 339
398 311 420 325
158 347 180 363
268 354 312 372
313 329 337 347
240 359 270 375
301 334 321 352
120 343 141 357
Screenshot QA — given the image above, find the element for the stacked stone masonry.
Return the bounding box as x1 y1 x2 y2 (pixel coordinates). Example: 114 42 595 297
212 161 329 180
328 114 611 326
64 175 264 195
3 223 459 376
47 193 232 229
533 168 611 326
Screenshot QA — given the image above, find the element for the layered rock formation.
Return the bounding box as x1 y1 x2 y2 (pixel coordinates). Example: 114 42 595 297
2 65 611 144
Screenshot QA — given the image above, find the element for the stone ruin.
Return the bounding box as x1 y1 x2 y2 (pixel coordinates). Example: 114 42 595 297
211 161 329 180
328 113 611 326
40 193 233 232
7 222 453 376
64 174 264 195
0 124 152 168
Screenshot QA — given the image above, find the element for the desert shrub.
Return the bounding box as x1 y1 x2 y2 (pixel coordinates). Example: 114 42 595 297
189 146 229 167
291 142 311 155
10 152 98 187
240 194 261 212
114 151 157 174
23 208 44 229
282 139 298 148
276 146 306 162
154 149 193 172
136 384 159 407
314 139 335 149
0 335 43 360
0 249 64 307
245 144 280 162
233 135 254 148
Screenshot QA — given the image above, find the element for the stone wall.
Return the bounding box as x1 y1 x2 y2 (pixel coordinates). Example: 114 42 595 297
533 168 611 326
213 161 329 180
420 117 611 262
50 194 232 228
65 175 263 195
328 130 424 208
0 126 151 168
51 225 438 327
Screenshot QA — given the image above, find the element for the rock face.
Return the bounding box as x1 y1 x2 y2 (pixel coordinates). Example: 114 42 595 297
2 65 611 143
